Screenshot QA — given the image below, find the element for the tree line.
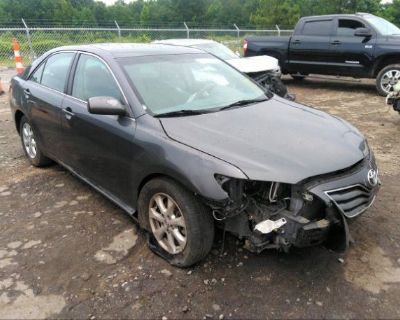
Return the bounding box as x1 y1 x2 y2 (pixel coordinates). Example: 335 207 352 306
0 0 399 28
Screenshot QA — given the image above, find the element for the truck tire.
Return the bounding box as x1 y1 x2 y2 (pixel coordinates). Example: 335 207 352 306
376 64 400 96
138 177 214 267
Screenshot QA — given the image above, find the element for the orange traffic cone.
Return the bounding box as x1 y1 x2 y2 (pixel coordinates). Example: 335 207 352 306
12 38 24 74
0 78 4 96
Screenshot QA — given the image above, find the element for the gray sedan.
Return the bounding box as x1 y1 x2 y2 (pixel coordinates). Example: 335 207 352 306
9 44 379 267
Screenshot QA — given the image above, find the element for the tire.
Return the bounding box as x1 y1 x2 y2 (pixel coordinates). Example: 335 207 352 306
138 177 214 267
290 73 306 81
19 116 51 167
376 64 400 96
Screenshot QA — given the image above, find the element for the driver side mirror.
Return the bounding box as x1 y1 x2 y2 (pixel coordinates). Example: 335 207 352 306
354 27 372 37
87 96 127 116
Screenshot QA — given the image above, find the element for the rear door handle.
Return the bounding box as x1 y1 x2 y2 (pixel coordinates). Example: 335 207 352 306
62 107 74 120
331 40 342 45
23 88 30 99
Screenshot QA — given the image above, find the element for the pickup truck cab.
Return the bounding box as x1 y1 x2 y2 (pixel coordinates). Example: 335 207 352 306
244 13 400 95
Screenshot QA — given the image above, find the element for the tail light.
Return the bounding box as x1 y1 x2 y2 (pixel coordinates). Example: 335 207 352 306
243 40 248 56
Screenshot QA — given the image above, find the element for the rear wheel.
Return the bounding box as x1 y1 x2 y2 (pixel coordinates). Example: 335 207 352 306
20 116 51 167
138 177 214 267
376 64 400 96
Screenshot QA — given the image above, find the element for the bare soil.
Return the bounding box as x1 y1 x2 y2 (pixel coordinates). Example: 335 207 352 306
0 72 399 319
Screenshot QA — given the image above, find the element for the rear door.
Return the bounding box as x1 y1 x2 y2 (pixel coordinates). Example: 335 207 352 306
288 18 336 74
329 18 376 77
25 52 75 158
60 53 136 206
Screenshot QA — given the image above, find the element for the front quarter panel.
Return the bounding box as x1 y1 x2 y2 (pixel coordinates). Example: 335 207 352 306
130 114 248 206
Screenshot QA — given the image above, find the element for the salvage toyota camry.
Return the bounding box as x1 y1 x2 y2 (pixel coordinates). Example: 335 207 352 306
9 44 380 267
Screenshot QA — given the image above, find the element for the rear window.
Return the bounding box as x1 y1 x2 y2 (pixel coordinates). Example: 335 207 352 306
302 20 333 36
40 52 74 92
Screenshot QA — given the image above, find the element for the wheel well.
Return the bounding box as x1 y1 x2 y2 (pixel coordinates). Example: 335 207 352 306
14 110 24 134
374 56 400 77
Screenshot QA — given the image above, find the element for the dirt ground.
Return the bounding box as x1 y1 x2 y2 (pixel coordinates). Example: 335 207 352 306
0 69 399 319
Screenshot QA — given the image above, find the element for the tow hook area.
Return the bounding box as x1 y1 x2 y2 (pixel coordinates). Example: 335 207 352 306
254 218 287 234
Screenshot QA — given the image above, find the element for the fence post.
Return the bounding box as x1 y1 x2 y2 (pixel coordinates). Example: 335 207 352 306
183 22 190 39
21 18 35 60
275 24 281 36
233 24 240 40
114 20 121 38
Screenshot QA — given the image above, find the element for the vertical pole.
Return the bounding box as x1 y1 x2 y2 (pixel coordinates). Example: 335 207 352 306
183 22 189 39
233 24 240 40
21 18 35 60
233 24 241 54
275 24 281 36
114 20 121 38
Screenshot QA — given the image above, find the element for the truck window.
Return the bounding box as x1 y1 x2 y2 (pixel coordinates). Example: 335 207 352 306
337 19 365 36
302 20 332 36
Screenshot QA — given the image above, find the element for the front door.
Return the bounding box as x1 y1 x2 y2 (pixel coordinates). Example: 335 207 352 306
60 53 136 206
329 18 376 77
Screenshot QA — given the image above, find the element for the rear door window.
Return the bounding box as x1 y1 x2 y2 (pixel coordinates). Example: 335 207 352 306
40 52 75 92
302 20 333 36
30 63 45 83
72 54 122 102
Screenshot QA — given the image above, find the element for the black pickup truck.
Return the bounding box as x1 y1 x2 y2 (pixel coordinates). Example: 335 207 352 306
244 13 400 95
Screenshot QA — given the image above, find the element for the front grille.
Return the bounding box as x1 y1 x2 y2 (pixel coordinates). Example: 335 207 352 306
325 184 375 218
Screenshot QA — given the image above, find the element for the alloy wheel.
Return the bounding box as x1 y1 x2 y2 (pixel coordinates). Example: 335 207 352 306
381 69 400 94
22 123 37 159
149 193 187 254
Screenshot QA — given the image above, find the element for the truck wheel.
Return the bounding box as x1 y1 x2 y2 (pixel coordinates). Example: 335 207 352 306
376 64 400 96
138 177 214 267
20 116 52 167
291 73 306 81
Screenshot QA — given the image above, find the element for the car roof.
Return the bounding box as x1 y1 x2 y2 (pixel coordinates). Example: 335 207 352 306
300 13 376 21
50 43 204 58
153 39 217 46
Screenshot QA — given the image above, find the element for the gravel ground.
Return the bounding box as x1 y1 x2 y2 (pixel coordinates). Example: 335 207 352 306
0 70 399 319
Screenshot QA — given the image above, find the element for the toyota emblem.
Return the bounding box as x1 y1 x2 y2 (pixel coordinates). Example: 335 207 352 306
367 169 378 187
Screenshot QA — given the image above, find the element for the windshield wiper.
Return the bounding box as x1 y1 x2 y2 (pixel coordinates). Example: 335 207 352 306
218 97 268 111
154 109 212 118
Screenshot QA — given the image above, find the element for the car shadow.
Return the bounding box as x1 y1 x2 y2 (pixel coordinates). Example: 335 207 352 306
283 76 377 95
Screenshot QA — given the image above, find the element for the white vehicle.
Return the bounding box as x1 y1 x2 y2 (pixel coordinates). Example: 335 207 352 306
154 39 294 100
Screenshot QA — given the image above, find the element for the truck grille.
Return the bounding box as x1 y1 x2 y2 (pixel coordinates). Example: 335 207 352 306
325 184 375 218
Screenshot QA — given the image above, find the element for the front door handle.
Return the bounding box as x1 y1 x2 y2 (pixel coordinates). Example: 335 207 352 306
23 88 31 99
62 107 74 120
293 39 301 45
331 40 342 45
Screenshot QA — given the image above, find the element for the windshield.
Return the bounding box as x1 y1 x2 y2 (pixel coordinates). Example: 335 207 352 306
193 43 239 60
119 53 266 116
364 15 400 36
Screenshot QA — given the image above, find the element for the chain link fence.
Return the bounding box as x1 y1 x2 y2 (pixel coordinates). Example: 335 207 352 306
0 19 293 67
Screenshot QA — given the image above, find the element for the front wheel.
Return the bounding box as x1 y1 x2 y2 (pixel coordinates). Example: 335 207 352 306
376 64 400 96
138 178 214 267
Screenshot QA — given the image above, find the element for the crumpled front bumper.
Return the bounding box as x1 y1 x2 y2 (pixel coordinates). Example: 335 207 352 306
306 153 380 219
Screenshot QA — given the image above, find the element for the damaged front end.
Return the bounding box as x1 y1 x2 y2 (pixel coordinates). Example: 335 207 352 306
209 154 380 254
247 71 295 101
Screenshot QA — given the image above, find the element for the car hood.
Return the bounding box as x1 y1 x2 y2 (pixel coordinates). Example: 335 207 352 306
226 56 279 73
160 97 366 184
